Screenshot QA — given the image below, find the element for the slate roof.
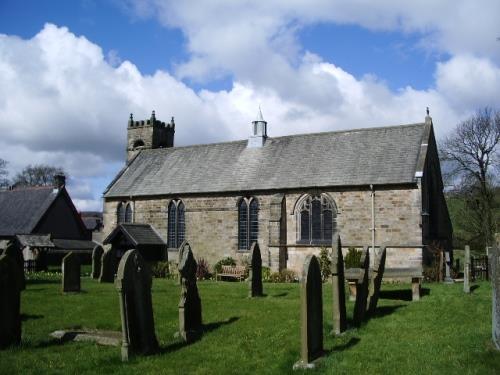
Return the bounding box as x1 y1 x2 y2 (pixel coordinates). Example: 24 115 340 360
52 239 98 251
0 187 59 236
104 123 429 198
103 223 166 246
16 234 55 248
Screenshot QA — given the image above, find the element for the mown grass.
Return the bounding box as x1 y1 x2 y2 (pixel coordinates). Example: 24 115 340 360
1 275 499 374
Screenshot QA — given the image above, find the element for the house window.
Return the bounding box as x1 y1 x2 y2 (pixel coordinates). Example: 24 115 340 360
168 200 185 248
297 194 335 244
238 197 259 250
117 202 133 224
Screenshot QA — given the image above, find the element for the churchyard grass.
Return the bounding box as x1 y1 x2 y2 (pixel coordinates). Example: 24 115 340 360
1 275 499 374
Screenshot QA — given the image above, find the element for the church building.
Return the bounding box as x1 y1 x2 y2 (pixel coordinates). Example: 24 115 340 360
102 109 452 272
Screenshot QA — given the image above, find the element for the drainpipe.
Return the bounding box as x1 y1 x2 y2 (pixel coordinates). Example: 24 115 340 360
370 184 376 256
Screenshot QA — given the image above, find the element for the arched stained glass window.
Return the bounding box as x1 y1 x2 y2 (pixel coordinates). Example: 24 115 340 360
297 194 336 244
238 197 259 250
168 200 185 248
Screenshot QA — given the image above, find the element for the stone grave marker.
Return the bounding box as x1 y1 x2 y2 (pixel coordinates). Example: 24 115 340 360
92 245 104 279
178 241 202 342
249 242 263 298
62 252 81 293
352 246 370 326
331 233 346 335
4 240 25 291
116 249 158 361
100 247 116 283
367 245 387 315
444 251 454 283
464 245 471 294
0 254 22 349
293 254 324 370
492 238 500 350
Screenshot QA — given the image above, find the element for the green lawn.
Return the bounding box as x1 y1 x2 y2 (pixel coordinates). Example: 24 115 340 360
1 275 499 374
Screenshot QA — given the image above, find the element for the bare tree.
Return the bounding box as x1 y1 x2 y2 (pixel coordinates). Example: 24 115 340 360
0 158 8 187
441 108 499 247
13 164 65 187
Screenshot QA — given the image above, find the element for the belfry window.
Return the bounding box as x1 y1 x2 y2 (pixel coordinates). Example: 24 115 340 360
297 194 335 244
168 200 185 248
238 197 259 250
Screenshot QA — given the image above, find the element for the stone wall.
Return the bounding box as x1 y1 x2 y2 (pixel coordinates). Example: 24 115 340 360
103 185 424 272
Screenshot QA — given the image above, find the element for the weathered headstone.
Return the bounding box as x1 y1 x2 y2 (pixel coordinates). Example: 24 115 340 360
331 234 346 335
62 251 81 293
492 237 500 350
178 241 202 342
100 247 116 283
352 246 370 326
0 254 22 349
4 240 25 290
249 242 263 298
116 249 158 361
294 254 323 370
464 245 471 294
444 251 454 283
367 245 387 315
92 245 104 279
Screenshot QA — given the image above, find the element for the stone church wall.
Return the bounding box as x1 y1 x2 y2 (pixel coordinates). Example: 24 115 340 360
103 185 424 273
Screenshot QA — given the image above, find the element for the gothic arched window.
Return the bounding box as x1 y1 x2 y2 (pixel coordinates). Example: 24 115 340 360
297 194 336 244
117 202 126 224
124 204 133 223
239 197 259 250
168 200 185 248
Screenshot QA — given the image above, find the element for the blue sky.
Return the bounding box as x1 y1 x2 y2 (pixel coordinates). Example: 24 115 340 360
0 1 499 210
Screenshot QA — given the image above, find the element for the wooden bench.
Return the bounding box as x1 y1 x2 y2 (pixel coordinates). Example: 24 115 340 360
216 265 246 281
383 268 423 301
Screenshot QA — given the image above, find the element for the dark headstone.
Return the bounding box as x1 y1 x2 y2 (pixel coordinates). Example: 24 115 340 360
492 238 500 350
116 249 158 361
92 245 104 279
367 245 387 314
0 254 22 349
178 241 202 342
4 240 25 290
249 242 263 298
464 245 470 294
331 233 346 335
294 254 323 370
100 247 116 283
62 252 81 293
353 246 370 326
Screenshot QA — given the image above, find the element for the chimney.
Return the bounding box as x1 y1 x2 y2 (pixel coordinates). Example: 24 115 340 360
54 174 66 189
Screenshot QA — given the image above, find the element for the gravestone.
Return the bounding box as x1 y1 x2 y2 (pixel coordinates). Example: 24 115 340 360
62 252 81 293
353 246 370 326
331 233 346 335
464 245 470 294
367 245 387 314
115 249 158 361
100 247 116 283
444 251 454 283
92 245 104 279
248 242 263 298
178 241 202 342
0 254 22 349
4 240 25 291
294 255 323 370
492 238 500 350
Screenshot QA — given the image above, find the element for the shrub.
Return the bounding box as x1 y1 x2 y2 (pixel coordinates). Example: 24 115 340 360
262 266 271 282
213 257 236 274
423 241 445 282
344 247 362 269
151 261 169 278
268 269 298 283
196 258 212 280
319 247 331 282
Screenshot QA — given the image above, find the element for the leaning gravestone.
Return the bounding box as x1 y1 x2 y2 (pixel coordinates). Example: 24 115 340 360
367 245 387 315
100 247 116 283
293 255 324 370
4 240 25 291
0 254 22 349
116 249 158 361
352 246 370 326
331 233 346 335
92 245 104 279
464 245 471 294
249 242 263 298
178 241 202 342
62 252 81 293
492 237 500 350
